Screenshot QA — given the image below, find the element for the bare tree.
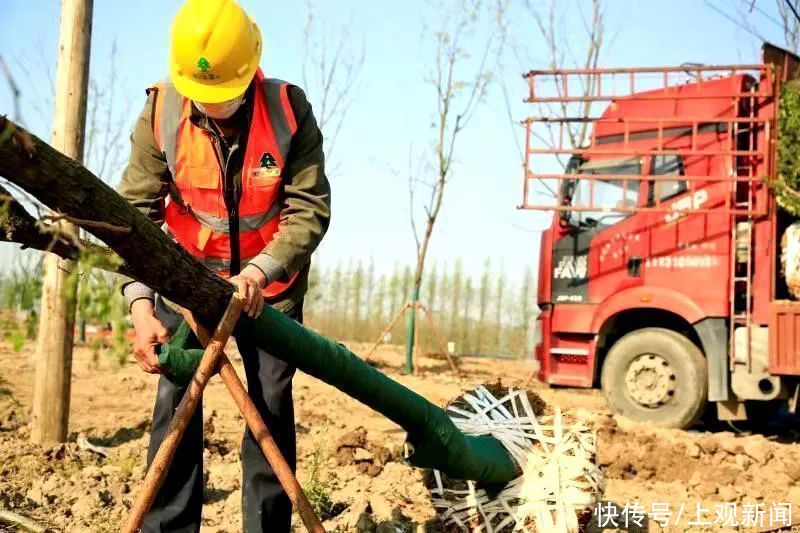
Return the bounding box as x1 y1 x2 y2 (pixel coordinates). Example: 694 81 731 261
83 40 130 186
705 0 800 53
403 0 507 372
4 45 130 237
12 45 56 135
0 55 22 125
301 0 365 169
500 0 605 175
9 40 128 186
531 0 604 155
777 0 800 51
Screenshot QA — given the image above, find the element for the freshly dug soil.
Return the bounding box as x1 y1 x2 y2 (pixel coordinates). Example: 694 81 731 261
333 426 395 477
1 336 799 531
446 379 551 419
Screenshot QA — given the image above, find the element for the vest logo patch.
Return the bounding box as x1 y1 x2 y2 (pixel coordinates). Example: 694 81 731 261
254 152 281 178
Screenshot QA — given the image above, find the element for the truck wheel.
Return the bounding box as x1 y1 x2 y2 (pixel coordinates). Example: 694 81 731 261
601 327 707 429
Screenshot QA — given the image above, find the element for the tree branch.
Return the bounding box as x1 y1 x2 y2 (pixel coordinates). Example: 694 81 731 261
301 0 365 166
0 115 232 325
0 55 22 125
0 184 132 277
40 213 131 234
410 0 507 288
407 146 421 254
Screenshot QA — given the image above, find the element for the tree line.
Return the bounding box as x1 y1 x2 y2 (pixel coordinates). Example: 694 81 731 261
304 259 537 358
0 256 538 359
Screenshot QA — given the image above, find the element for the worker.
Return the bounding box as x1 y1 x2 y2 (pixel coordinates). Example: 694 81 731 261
117 0 330 530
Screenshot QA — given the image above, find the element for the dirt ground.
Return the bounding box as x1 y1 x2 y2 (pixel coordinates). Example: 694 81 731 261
2 336 800 532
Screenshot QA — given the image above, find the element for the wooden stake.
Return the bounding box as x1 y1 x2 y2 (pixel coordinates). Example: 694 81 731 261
412 306 420 374
122 294 245 533
416 302 460 374
523 365 538 388
31 0 93 445
217 362 324 531
179 310 325 532
364 302 409 360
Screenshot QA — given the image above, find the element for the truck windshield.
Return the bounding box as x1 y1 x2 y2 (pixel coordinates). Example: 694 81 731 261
561 157 642 228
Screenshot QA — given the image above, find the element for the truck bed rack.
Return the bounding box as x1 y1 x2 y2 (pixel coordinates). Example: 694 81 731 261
520 64 775 218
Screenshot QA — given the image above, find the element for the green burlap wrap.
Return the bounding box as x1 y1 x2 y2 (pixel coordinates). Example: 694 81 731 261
157 321 204 386
160 306 519 484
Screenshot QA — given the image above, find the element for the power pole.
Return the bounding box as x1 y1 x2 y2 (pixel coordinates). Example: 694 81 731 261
31 0 93 444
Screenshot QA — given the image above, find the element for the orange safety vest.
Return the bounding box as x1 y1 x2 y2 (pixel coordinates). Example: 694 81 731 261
149 69 299 298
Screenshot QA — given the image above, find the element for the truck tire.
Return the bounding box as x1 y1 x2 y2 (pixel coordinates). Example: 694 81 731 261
600 327 708 429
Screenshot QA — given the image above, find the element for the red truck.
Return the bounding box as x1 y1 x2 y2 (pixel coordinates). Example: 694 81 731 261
523 43 800 428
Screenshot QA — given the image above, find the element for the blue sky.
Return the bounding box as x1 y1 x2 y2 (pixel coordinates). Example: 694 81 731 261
0 0 789 282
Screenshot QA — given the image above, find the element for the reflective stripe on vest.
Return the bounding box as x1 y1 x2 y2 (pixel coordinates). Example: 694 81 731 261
157 86 183 179
262 81 295 164
162 226 267 280
192 201 281 234
151 69 300 298
200 255 264 273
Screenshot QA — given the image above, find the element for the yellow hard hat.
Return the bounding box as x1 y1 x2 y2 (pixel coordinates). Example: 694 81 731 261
169 0 262 103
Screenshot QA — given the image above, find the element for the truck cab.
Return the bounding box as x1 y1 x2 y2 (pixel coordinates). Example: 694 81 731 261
523 44 800 428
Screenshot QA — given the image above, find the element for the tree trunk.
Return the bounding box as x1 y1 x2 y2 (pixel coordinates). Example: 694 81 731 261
406 225 431 373
404 286 418 374
0 116 519 486
0 118 234 325
31 0 93 444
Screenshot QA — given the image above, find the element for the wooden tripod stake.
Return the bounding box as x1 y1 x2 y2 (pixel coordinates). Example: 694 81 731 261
122 294 324 533
364 301 459 374
179 308 324 533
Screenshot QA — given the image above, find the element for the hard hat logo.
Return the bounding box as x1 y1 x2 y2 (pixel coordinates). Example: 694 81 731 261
193 57 219 81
